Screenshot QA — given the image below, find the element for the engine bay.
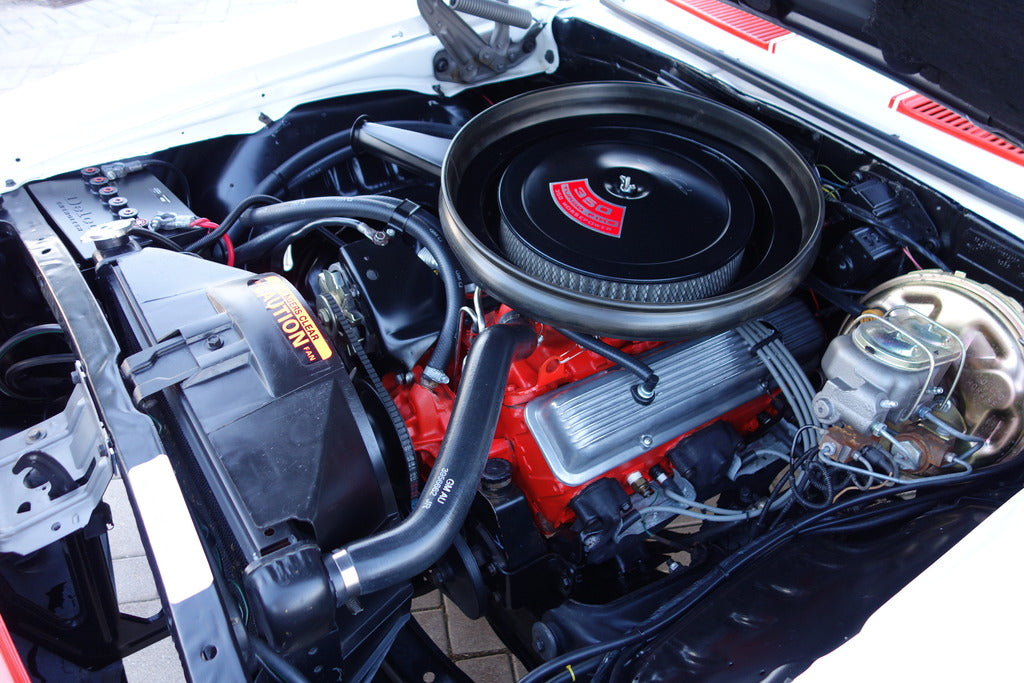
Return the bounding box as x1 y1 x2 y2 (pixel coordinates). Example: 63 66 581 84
3 13 1024 682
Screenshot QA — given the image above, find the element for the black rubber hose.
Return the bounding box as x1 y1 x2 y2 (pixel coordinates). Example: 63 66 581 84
233 218 365 264
286 121 459 194
555 327 659 397
804 275 863 316
252 120 458 199
0 324 64 363
253 130 352 198
186 194 281 254
285 147 355 194
5 353 75 384
241 195 395 226
250 637 309 683
395 214 463 385
232 220 307 263
801 497 948 535
243 197 464 384
235 195 397 252
324 319 536 601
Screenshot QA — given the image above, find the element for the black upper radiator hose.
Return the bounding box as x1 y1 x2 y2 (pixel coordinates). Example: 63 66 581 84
242 318 536 653
326 317 536 599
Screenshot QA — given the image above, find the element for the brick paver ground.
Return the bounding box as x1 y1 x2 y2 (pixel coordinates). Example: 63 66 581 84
412 592 525 682
4 0 521 679
106 472 524 681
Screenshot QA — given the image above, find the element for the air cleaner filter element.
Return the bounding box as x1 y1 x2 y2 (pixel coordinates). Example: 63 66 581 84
440 82 824 339
498 127 755 303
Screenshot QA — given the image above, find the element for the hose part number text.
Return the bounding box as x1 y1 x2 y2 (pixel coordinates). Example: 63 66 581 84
422 467 455 509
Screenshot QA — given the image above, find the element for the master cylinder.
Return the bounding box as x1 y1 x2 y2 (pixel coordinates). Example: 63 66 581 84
812 307 962 433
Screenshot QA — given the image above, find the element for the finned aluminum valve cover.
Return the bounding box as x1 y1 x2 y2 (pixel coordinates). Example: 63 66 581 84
524 301 824 486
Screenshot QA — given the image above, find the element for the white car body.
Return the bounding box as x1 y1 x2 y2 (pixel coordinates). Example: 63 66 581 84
2 1 1022 679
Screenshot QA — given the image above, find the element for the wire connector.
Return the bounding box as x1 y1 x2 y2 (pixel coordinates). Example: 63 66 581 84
149 213 199 231
351 220 389 246
101 160 145 181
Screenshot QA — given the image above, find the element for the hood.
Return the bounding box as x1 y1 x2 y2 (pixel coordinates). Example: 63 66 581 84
734 0 1024 146
0 0 558 189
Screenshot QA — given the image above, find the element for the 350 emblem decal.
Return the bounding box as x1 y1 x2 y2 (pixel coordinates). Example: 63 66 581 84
549 179 626 237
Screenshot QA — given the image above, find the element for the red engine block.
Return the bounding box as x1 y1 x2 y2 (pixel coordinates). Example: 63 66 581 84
391 318 775 531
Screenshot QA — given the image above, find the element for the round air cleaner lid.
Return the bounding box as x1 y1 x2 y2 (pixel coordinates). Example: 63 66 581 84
439 82 825 339
497 128 755 303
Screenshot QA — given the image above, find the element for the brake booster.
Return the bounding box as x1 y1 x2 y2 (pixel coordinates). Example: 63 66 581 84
814 270 1024 473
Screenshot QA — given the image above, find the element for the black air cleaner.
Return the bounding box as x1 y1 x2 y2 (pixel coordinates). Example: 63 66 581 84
497 127 755 303
439 82 824 339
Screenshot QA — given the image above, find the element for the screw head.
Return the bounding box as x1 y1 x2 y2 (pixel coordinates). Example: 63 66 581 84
206 334 223 350
26 427 46 443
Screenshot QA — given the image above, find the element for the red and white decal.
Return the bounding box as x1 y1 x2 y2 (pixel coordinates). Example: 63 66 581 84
665 0 792 52
889 91 1024 167
549 179 626 237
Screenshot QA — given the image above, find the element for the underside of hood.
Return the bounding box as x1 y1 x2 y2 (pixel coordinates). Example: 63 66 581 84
737 0 1024 146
